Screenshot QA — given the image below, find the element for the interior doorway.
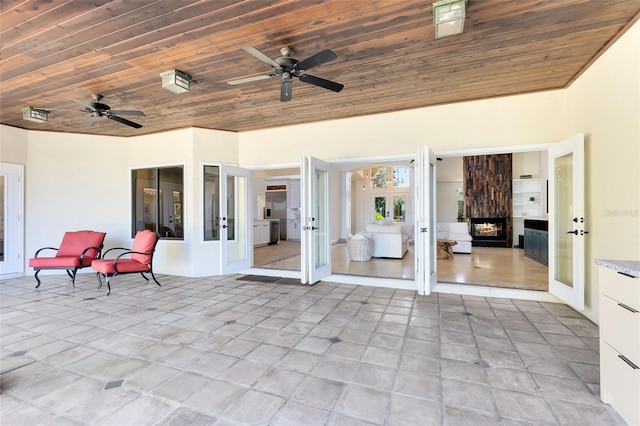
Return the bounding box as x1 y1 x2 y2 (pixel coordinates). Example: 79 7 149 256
435 150 549 291
250 147 550 292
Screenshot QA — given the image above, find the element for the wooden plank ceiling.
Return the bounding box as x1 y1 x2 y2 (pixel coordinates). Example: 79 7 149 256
1 0 639 137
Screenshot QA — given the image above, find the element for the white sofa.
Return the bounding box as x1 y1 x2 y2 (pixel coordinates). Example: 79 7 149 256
437 222 472 254
363 222 411 258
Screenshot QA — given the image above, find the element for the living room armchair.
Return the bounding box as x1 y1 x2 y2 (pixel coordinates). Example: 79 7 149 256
91 230 161 295
28 230 106 289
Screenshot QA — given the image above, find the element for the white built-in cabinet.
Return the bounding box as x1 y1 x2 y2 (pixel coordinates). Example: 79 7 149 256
288 180 301 209
253 220 270 246
287 219 301 240
598 265 640 426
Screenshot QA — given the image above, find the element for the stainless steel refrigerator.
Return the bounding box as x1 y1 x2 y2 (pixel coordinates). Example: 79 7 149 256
265 191 287 240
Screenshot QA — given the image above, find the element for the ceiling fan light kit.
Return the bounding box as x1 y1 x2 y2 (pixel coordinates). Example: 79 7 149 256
160 69 192 94
22 107 49 123
433 0 467 39
228 45 344 102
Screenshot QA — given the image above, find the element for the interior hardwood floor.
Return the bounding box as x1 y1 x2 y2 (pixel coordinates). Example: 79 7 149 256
253 242 548 291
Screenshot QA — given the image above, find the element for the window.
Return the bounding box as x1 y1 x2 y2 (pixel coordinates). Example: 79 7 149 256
369 166 410 189
203 165 220 241
132 166 184 239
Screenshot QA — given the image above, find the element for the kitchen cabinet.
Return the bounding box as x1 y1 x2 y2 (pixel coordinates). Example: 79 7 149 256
524 219 548 266
253 220 270 246
287 219 301 240
288 180 301 209
597 261 640 426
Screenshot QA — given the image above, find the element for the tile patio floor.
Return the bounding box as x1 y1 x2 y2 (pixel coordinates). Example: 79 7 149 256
0 273 626 425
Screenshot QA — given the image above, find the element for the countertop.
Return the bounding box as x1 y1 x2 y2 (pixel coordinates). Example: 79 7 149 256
594 259 640 278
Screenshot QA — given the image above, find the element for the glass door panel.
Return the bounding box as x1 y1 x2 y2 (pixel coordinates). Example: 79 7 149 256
554 153 573 287
373 195 387 221
393 194 408 223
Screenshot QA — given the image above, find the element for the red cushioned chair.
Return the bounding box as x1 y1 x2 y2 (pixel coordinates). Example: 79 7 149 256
91 230 161 295
28 230 106 289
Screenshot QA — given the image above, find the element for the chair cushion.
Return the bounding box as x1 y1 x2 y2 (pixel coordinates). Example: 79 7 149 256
29 256 81 268
56 230 106 259
92 258 149 274
130 230 157 265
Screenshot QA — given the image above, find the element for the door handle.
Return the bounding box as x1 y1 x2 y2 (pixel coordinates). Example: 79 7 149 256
222 225 227 229
581 230 589 235
566 230 578 235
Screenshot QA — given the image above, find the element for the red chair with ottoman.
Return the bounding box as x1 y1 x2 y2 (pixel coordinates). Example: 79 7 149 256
91 230 161 295
28 230 106 289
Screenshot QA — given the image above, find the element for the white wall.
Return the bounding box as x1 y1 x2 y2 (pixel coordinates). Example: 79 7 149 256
565 19 640 322
0 125 29 164
238 91 566 166
24 130 129 279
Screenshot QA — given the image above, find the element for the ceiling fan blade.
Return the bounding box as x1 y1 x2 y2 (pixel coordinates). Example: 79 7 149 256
80 115 99 127
295 49 337 71
108 115 142 129
227 74 273 85
73 99 96 111
240 45 280 68
108 109 145 116
281 78 292 102
298 74 344 92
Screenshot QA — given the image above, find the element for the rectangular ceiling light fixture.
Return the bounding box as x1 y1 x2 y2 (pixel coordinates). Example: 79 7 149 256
21 107 48 123
160 69 192 94
433 0 467 39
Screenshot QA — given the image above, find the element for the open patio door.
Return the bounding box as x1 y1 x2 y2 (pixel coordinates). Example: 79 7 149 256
220 164 252 274
548 133 585 310
301 156 331 284
416 146 437 295
0 163 24 277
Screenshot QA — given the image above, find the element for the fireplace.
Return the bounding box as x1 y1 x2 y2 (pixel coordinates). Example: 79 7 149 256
470 217 508 247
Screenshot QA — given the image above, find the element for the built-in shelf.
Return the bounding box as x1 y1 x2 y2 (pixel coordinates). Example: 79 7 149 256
512 178 542 218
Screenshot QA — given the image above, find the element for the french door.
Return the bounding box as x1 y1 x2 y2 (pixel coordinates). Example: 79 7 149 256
0 163 24 277
371 193 410 223
220 164 252 274
301 156 331 284
415 147 437 294
548 133 585 310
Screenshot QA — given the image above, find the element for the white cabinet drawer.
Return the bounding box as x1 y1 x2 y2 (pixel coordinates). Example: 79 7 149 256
601 342 640 426
600 267 640 311
601 294 640 365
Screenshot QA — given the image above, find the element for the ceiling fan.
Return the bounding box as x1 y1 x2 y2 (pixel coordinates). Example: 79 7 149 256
227 45 344 102
39 94 145 128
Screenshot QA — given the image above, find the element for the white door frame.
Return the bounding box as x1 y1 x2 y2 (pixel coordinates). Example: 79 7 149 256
220 164 252 274
416 146 437 295
548 133 585 310
0 162 24 278
301 156 332 284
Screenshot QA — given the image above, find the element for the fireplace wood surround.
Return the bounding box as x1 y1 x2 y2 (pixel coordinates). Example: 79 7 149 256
463 154 513 247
